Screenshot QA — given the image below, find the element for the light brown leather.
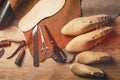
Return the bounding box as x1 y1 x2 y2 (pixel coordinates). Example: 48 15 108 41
24 0 81 61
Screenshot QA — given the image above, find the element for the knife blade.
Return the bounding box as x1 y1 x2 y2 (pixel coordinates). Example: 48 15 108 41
32 25 39 67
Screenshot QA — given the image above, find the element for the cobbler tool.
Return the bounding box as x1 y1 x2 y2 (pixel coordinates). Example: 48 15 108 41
15 49 26 66
0 0 23 29
32 25 39 67
44 25 67 63
0 39 26 66
62 48 76 63
39 26 49 55
7 40 26 59
0 40 11 47
0 48 5 58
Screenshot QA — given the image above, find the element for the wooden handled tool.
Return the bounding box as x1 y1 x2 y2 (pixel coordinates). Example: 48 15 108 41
32 25 39 67
7 40 26 59
0 49 5 58
15 49 26 66
0 40 11 48
44 25 67 63
0 0 23 29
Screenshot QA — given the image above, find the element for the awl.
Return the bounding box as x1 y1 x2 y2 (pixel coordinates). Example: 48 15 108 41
0 0 23 29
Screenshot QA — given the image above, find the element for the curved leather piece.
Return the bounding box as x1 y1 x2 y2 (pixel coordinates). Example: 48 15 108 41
24 0 81 61
18 0 66 32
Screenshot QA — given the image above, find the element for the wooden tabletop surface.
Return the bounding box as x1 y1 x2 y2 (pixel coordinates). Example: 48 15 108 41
0 0 120 80
1 23 120 80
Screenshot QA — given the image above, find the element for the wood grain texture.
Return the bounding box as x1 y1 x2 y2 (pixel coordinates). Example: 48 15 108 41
0 0 120 80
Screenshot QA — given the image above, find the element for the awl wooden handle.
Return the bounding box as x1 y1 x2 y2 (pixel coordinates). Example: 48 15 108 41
15 49 26 66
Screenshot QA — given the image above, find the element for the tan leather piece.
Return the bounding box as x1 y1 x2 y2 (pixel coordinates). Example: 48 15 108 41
24 0 81 62
18 0 66 31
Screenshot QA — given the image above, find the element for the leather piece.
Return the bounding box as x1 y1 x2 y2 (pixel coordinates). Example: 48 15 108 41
24 0 81 62
81 0 120 19
18 0 66 32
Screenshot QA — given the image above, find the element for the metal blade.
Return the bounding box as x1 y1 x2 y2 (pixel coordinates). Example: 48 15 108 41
39 27 45 43
32 25 39 67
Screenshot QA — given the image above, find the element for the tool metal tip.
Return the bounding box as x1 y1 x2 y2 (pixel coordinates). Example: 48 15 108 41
32 25 38 34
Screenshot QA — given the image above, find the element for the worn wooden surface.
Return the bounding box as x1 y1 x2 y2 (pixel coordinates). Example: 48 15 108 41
1 21 120 80
0 0 120 80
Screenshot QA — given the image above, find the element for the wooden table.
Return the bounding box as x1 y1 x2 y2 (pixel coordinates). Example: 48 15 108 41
0 0 120 80
1 24 120 80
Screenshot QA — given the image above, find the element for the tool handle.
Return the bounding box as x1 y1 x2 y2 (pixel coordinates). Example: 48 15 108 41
52 45 61 61
58 47 67 62
52 44 67 62
0 40 11 48
15 49 25 66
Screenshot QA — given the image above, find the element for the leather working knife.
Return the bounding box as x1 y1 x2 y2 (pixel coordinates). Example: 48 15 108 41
0 0 15 28
32 25 39 67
